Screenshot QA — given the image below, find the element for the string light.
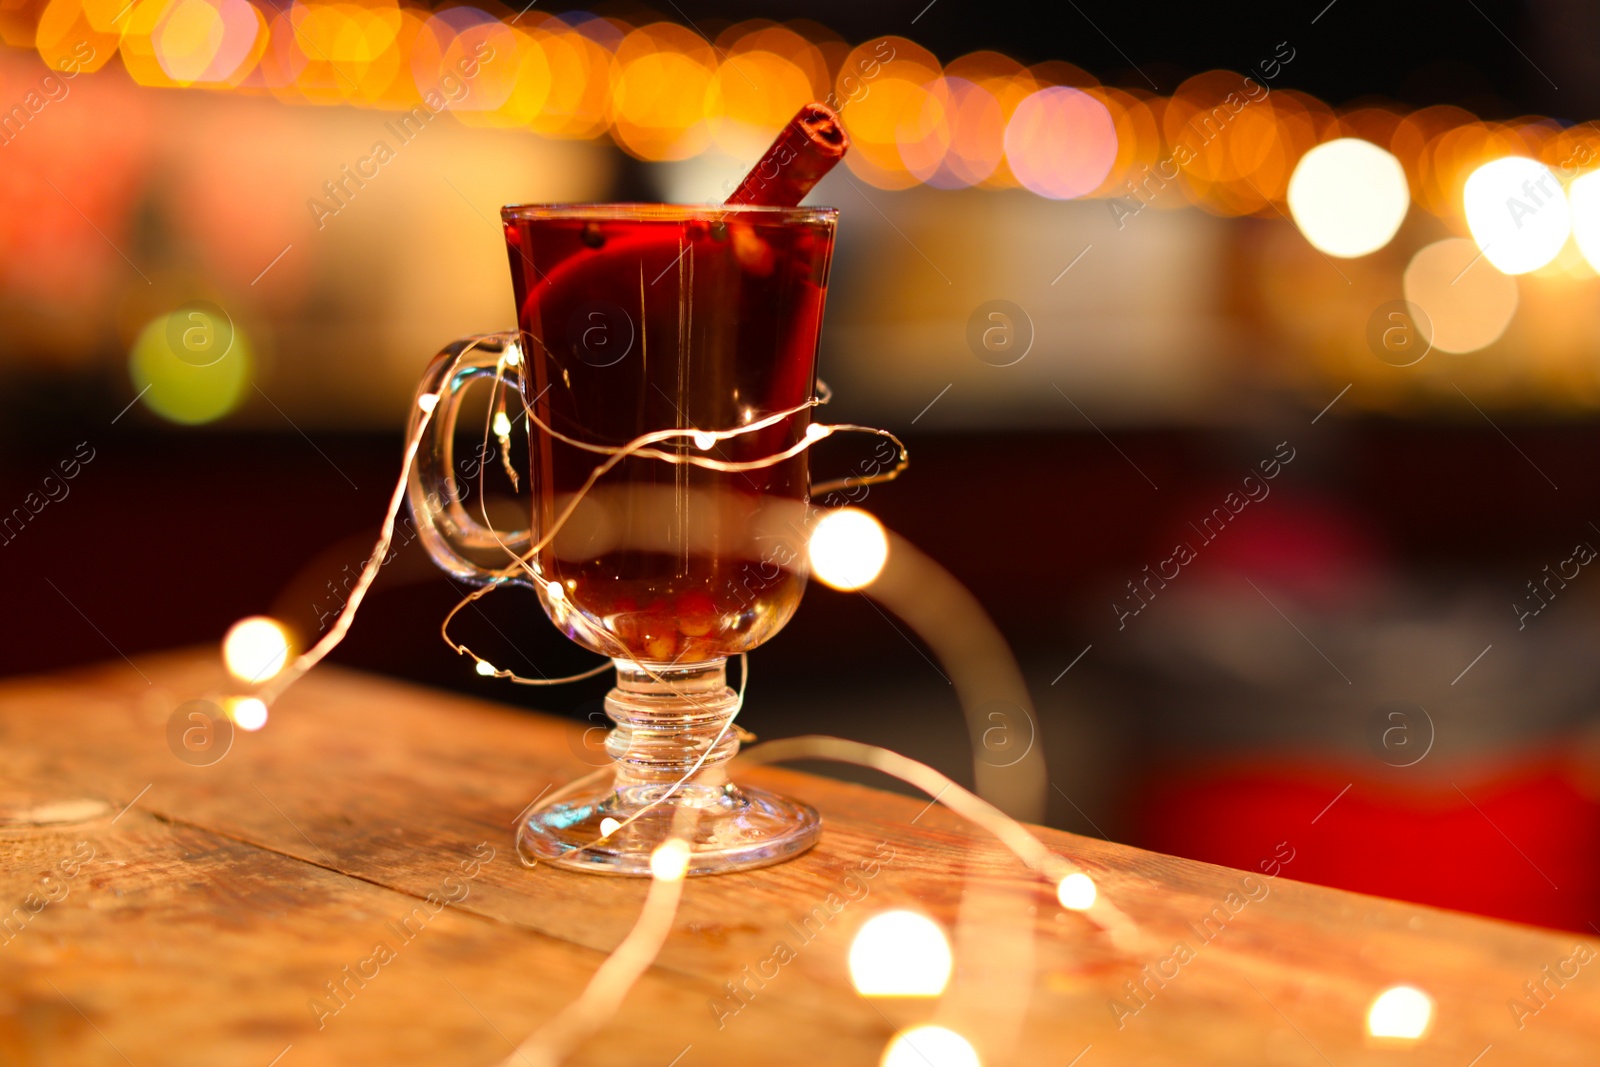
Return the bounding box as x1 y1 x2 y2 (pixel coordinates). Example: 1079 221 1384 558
881 1026 981 1067
1367 985 1433 1040
848 910 953 996
222 616 290 683
808 508 890 591
648 839 691 881
1056 871 1096 910
195 339 1144 1067
228 696 269 731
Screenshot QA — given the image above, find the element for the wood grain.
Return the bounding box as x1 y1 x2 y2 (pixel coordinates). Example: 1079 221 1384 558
1 651 1595 1066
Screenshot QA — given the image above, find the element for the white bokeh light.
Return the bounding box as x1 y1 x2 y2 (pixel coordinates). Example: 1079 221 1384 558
881 1026 980 1067
229 697 269 732
649 839 690 881
1367 985 1433 1040
1286 138 1411 257
1568 170 1600 272
848 911 953 997
1464 157 1570 274
1056 872 1097 910
222 616 289 683
809 508 889 591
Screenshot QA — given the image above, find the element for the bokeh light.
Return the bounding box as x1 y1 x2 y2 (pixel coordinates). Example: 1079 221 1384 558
912 77 1004 189
12 7 1596 220
228 696 269 731
1403 237 1519 354
837 36 941 190
1286 138 1410 257
848 910 952 996
152 0 226 83
128 311 252 425
1366 985 1433 1040
809 508 889 591
1004 86 1116 199
1565 169 1600 272
706 46 815 158
610 22 715 160
649 839 691 881
881 1026 981 1067
223 616 290 683
1056 872 1096 910
1463 157 1570 274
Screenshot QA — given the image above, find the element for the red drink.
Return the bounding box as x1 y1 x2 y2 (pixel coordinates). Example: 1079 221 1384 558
502 205 838 665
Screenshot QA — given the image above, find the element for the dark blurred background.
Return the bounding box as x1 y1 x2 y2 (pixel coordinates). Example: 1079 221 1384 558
5 0 1600 933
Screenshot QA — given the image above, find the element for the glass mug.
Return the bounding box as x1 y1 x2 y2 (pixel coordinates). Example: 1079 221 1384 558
406 204 838 875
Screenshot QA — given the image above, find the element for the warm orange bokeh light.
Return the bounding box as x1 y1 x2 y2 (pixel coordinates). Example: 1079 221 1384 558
0 0 1573 225
706 47 814 158
610 22 714 160
837 35 940 190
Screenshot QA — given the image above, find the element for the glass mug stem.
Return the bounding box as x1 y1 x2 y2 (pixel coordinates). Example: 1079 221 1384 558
606 659 741 794
511 656 820 876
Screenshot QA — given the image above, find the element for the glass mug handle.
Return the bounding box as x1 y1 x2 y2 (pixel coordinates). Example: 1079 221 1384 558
406 332 534 587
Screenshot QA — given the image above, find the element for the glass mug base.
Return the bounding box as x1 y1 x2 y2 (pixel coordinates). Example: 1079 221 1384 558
518 780 821 876
517 659 820 876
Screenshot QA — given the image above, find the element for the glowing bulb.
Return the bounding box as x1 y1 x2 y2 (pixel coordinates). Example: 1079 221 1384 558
1367 985 1433 1040
1286 138 1410 258
692 430 715 450
848 910 952 996
492 411 512 437
222 616 289 683
1464 157 1570 274
805 422 829 441
599 817 621 837
417 393 439 413
475 659 496 676
650 839 691 881
502 349 521 367
545 580 564 601
1056 872 1096 910
1568 170 1600 272
881 1026 980 1067
809 508 889 591
230 697 268 732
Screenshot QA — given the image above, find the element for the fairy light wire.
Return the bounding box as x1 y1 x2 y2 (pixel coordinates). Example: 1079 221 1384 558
220 340 1148 1067
498 802 703 1067
735 735 1148 953
437 341 907 688
251 388 442 707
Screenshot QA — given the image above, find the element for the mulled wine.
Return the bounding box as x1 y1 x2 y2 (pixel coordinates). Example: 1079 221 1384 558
503 205 837 666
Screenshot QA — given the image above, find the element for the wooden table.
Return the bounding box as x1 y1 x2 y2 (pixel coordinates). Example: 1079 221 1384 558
1 653 1594 1066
